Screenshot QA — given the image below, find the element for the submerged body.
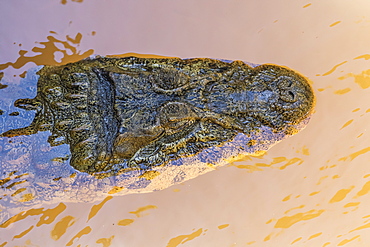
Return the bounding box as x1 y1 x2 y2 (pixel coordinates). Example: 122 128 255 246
0 56 314 219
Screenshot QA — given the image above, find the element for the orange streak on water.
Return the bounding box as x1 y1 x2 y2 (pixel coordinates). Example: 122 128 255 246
340 146 370 162
19 193 35 202
349 222 370 233
274 210 325 228
10 188 26 197
87 196 113 221
272 157 287 164
344 202 360 208
66 226 91 246
302 146 310 155
279 157 304 170
12 225 34 240
354 54 370 60
36 203 67 227
282 194 291 202
329 21 341 27
254 162 269 167
355 180 370 197
337 235 360 246
61 0 83 4
349 147 370 161
138 170 161 180
5 180 26 189
308 232 322 240
0 203 66 228
264 233 273 241
51 216 76 240
233 164 263 172
316 176 328 185
217 224 229 230
329 186 355 203
96 235 115 247
321 61 347 76
0 31 94 70
338 69 370 89
296 147 310 155
118 219 134 226
129 205 158 217
284 205 305 214
291 237 302 244
166 228 203 247
108 186 124 194
0 208 42 228
334 88 351 95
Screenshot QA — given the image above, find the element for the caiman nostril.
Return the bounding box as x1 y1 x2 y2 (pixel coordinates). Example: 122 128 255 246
280 90 298 103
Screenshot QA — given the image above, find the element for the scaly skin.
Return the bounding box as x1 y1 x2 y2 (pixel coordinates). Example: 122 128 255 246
1 56 315 178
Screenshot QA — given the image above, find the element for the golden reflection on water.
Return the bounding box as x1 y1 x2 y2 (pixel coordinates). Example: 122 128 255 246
96 235 115 247
0 197 162 246
0 31 94 72
339 69 370 89
51 216 76 240
129 205 157 217
166 228 204 247
66 226 91 246
231 155 304 172
87 196 113 221
117 219 134 226
61 0 83 5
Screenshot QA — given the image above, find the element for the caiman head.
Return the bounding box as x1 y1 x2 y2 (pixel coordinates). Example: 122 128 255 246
0 57 315 177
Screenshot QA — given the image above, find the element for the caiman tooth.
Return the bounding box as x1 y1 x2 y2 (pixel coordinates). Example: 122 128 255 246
74 136 98 150
43 86 62 97
69 124 91 139
67 73 89 89
14 99 42 111
38 123 52 131
76 104 87 110
56 120 74 130
76 112 88 119
52 101 70 110
71 124 91 133
65 93 87 100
